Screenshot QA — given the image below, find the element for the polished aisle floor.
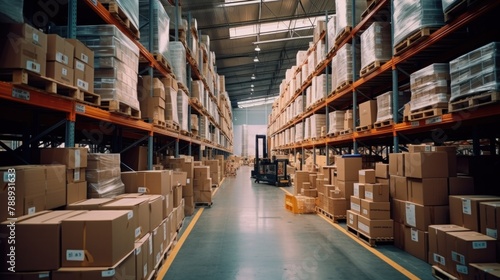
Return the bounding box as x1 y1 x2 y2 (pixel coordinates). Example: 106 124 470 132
164 166 434 280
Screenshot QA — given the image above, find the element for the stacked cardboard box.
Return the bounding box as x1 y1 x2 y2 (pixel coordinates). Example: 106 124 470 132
344 109 354 131
138 76 166 124
360 22 391 73
204 159 221 185
359 100 377 128
191 114 199 135
46 34 74 86
67 39 94 93
122 146 148 171
86 153 125 198
40 148 88 205
165 156 194 214
161 74 179 125
409 63 450 112
177 91 189 132
193 166 212 203
0 23 47 76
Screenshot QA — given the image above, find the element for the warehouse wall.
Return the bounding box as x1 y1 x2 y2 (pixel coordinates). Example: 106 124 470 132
232 104 271 157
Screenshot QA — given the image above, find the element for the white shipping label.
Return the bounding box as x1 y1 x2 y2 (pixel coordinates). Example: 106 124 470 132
405 203 416 227
81 53 89 64
138 187 147 193
349 218 354 225
163 223 167 240
32 33 39 43
433 253 445 265
358 222 369 234
128 211 134 220
39 273 50 278
411 228 418 242
486 228 498 239
462 199 472 215
66 250 85 261
26 61 41 73
187 178 190 184
56 52 69 65
62 67 68 76
472 241 487 249
353 184 359 197
76 60 85 71
365 191 373 200
456 265 468 275
135 227 141 238
74 169 80 181
28 207 36 215
362 209 368 215
77 79 89 91
135 247 141 255
452 251 465 265
143 264 148 278
101 269 115 277
149 236 153 254
351 202 360 212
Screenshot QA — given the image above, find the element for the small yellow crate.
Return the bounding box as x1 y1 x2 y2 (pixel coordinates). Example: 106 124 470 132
285 193 315 214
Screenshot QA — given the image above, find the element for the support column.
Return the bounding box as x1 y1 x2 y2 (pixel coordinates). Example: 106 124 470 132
148 133 153 170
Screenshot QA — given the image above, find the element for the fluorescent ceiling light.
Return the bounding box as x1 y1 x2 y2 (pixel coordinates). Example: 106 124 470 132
229 15 324 39
238 96 277 108
223 0 278 8
253 35 314 45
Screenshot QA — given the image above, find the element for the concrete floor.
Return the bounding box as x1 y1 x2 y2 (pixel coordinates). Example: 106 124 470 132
165 166 434 280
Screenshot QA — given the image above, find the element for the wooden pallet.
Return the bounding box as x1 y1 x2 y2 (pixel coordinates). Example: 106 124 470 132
449 91 500 112
143 117 166 128
361 0 382 19
190 97 203 108
409 107 448 121
339 128 353 135
360 60 387 77
335 26 352 47
101 100 141 119
347 226 394 247
316 207 346 223
78 89 101 106
394 27 439 56
165 120 180 131
335 80 353 93
151 52 173 73
355 124 373 132
177 218 185 232
326 131 340 138
100 1 140 39
178 82 189 95
195 201 213 208
180 129 190 136
431 265 458 280
373 119 393 129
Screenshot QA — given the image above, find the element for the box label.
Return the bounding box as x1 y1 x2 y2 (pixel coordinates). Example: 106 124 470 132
77 79 89 91
101 269 115 277
56 52 69 65
128 211 134 220
472 241 487 249
66 250 85 261
411 228 418 242
351 202 360 212
135 247 141 255
28 207 36 215
358 222 369 234
33 33 39 44
163 223 167 241
462 199 472 215
26 61 41 73
81 53 89 64
149 235 153 255
74 169 80 181
138 187 148 193
348 217 354 225
76 60 85 71
362 209 368 215
486 228 498 239
433 253 445 265
405 203 416 227
365 191 373 200
456 264 468 275
187 178 190 184
62 67 68 76
135 227 141 238
143 264 148 278
12 88 30 100
452 251 465 265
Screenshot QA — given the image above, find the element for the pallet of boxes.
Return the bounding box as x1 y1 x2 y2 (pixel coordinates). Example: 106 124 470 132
285 171 317 214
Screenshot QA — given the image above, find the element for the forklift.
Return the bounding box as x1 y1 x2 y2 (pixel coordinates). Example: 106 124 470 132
250 134 290 187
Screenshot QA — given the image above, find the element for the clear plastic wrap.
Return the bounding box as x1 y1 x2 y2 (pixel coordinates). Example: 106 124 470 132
168 42 187 88
102 0 139 31
304 117 311 140
393 0 444 47
410 63 450 111
295 95 304 117
308 49 316 78
442 0 460 12
360 22 392 70
335 0 367 40
86 153 125 198
297 50 308 66
316 42 325 68
295 122 304 142
0 0 23 23
200 115 208 139
177 91 189 131
302 64 308 84
332 44 361 90
450 42 500 101
328 111 345 134
327 15 337 53
310 114 326 139
139 0 170 58
191 80 205 105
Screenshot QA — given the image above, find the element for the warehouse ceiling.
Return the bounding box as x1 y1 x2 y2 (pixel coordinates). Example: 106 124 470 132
178 0 335 108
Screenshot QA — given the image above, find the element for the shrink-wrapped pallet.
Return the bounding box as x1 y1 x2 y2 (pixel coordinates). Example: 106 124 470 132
449 42 500 102
139 0 169 58
360 22 391 71
101 0 139 32
86 153 125 198
409 63 450 111
331 43 361 91
0 0 23 23
310 114 326 139
295 122 304 142
335 0 367 41
327 15 337 53
304 117 311 140
375 91 411 122
177 91 189 131
328 111 345 134
295 95 304 117
168 42 187 88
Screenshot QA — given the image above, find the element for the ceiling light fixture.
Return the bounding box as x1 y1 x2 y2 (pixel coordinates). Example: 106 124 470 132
253 56 259 62
253 35 314 45
251 74 256 80
251 84 254 88
255 45 261 52
223 0 278 8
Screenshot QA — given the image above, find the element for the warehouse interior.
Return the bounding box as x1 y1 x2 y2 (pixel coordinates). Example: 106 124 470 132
1 0 500 279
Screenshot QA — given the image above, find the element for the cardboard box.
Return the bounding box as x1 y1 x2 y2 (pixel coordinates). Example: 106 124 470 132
0 211 86 272
350 196 361 214
85 168 120 183
141 195 164 231
337 180 356 201
66 198 114 210
450 195 500 232
390 175 408 201
67 181 87 205
45 164 67 209
408 178 448 206
335 156 362 181
359 169 376 184
329 188 342 199
53 250 135 280
359 100 377 127
375 163 389 179
328 198 347 216
173 185 183 207
347 210 358 230
172 171 187 188
74 59 94 92
428 224 470 269
449 176 475 195
6 23 48 51
353 183 365 199
87 153 120 170
152 224 164 268
135 233 153 280
122 146 148 172
432 146 457 177
294 171 311 195
357 215 393 238
481 201 500 240
66 38 94 67
40 148 88 169
61 210 135 267
391 199 406 224
121 171 138 192
47 34 74 67
405 202 449 231
165 192 174 219
360 199 390 220
394 222 405 250
404 152 449 178
194 190 212 203
404 227 428 262
184 196 195 216
136 170 172 196
469 263 500 280
46 61 74 85
303 188 318 197
389 153 405 176
0 38 46 75
101 197 151 240
364 183 389 202
66 168 86 183
445 231 497 278
408 144 433 153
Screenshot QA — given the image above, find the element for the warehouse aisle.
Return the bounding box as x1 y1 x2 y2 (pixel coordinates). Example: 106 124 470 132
164 166 433 280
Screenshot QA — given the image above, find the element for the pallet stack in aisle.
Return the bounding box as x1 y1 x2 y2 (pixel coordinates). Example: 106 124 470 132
193 165 213 205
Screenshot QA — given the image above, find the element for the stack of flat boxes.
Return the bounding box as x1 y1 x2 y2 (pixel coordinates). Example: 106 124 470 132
46 34 74 86
138 76 166 124
193 166 212 203
336 156 362 216
204 160 221 185
164 157 195 216
40 148 88 205
328 111 345 135
310 114 326 139
161 74 179 126
68 39 94 94
358 100 377 129
344 109 353 131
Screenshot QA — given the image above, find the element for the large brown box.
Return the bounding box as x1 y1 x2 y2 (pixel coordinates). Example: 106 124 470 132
135 233 153 280
404 152 449 178
303 188 318 197
357 215 393 238
364 183 389 202
335 156 362 181
428 224 470 269
360 199 390 220
432 146 457 177
172 171 188 188
45 164 67 209
40 148 88 169
184 196 195 216
294 171 311 195
449 176 475 195
0 38 46 75
408 178 448 206
390 175 408 201
359 100 377 127
66 198 113 210
446 231 497 279
152 223 164 267
136 170 172 196
0 211 86 272
375 163 389 179
101 197 150 240
74 59 95 92
450 195 500 232
347 210 358 230
404 227 428 262
6 23 48 51
405 202 449 231
389 153 405 176
47 34 74 67
141 195 164 232
61 210 135 267
391 199 406 224
53 250 135 280
67 181 87 205
394 222 406 250
359 169 376 184
46 61 74 85
353 183 365 199
173 185 183 207
337 180 356 202
66 38 94 68
481 201 500 239
66 168 86 183
469 263 500 280
122 146 148 172
328 198 347 216
350 196 361 214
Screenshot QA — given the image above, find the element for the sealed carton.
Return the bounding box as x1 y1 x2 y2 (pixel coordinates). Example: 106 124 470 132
404 152 449 178
66 38 94 67
347 210 358 230
335 156 362 181
134 233 153 280
359 169 376 184
47 34 74 67
67 181 87 205
428 224 470 269
375 162 389 179
360 199 390 220
405 202 449 231
449 195 500 232
101 197 151 240
404 227 428 262
388 153 405 176
389 175 408 201
364 183 389 202
66 198 113 210
408 178 448 206
357 215 393 238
